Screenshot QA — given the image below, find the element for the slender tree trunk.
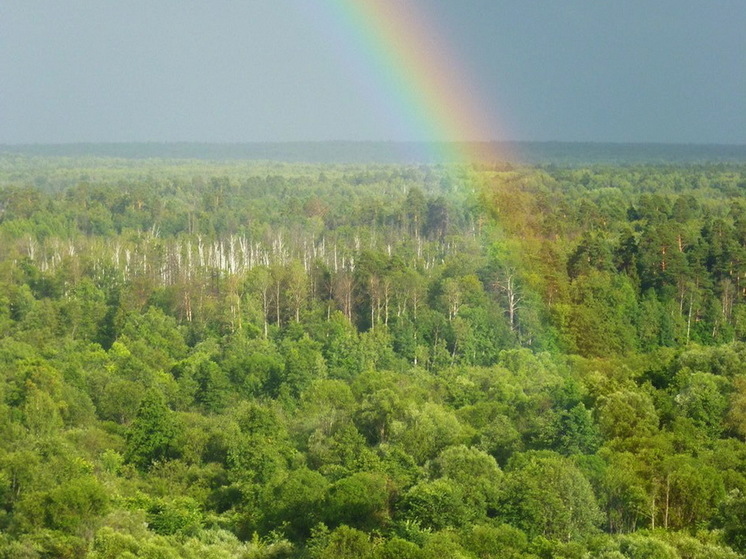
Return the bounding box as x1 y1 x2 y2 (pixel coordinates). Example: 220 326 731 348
686 294 694 344
275 281 281 327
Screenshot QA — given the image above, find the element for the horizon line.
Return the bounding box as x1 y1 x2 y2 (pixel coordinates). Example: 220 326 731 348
2 140 746 147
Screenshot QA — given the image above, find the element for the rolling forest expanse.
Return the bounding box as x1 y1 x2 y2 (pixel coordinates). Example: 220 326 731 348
2 151 746 558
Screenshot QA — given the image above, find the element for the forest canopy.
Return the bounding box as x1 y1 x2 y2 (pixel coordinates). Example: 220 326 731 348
1 153 746 558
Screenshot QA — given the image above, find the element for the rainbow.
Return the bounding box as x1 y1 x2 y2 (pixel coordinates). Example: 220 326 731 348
322 0 512 164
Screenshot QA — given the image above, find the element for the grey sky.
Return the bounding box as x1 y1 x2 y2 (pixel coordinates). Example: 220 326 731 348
1 1 744 144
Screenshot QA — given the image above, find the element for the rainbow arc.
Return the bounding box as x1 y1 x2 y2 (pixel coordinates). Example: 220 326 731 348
330 0 513 164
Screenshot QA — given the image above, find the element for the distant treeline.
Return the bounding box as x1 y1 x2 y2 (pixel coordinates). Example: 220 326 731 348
2 141 746 165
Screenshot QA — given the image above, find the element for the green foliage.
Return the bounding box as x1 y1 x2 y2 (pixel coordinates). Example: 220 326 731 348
719 490 746 553
617 533 679 559
124 389 181 470
317 525 373 559
0 157 745 556
263 467 329 540
459 524 530 559
501 451 603 541
598 390 660 442
325 472 391 530
375 537 423 559
39 476 108 533
536 403 601 455
400 478 472 530
147 496 203 536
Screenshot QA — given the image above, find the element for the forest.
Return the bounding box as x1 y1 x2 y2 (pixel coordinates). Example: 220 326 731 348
1 152 746 558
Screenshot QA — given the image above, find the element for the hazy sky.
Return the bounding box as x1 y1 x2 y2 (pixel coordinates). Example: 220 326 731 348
2 1 745 144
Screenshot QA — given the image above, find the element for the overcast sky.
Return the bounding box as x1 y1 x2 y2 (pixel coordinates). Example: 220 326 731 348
1 1 744 144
